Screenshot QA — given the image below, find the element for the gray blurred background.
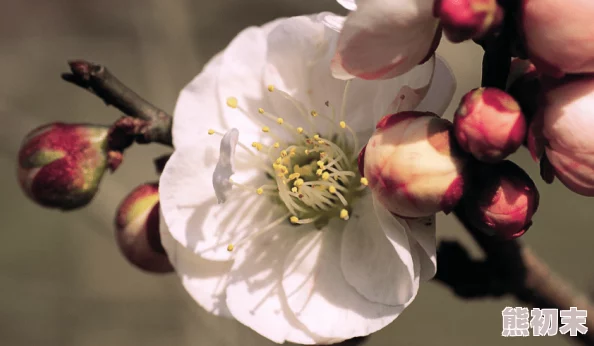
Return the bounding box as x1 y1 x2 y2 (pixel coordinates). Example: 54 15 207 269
0 1 591 345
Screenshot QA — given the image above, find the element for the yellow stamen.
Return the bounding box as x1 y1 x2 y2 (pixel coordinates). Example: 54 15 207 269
297 127 304 134
340 209 349 220
273 142 280 148
289 173 300 180
339 121 346 129
360 177 369 186
291 187 298 193
280 150 288 157
226 97 238 109
262 126 270 133
258 107 265 114
208 129 215 135
290 216 299 224
277 118 284 124
310 110 318 117
316 169 323 176
256 188 264 195
322 172 330 180
294 179 304 187
268 85 275 92
329 186 337 194
227 244 235 252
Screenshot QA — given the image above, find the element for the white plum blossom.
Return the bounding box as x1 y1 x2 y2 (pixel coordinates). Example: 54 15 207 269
159 13 455 345
329 0 441 80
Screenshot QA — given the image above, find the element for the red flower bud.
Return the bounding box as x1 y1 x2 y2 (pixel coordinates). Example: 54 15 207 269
115 183 173 273
18 123 111 210
520 0 594 77
435 0 503 43
364 111 470 218
454 88 526 163
463 161 539 240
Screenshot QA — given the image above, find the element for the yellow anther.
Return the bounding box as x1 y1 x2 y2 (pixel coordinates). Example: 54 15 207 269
318 140 326 145
294 179 304 187
304 149 310 155
280 150 288 157
277 118 284 125
329 186 337 194
251 142 263 151
289 173 300 180
317 160 325 168
262 126 270 133
322 172 330 180
313 134 320 140
258 107 265 114
226 97 238 109
227 244 235 252
340 121 346 129
256 188 264 195
316 169 323 176
207 129 215 135
273 142 280 148
310 110 318 117
360 177 369 186
340 209 350 220
290 216 299 224
291 187 298 193
275 158 282 165
268 84 275 92
297 127 304 134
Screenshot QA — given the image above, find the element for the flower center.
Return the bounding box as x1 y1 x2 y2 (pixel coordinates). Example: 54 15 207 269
208 83 368 250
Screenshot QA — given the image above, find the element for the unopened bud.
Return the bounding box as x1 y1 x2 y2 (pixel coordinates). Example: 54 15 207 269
18 123 111 210
520 0 594 77
115 183 173 273
435 0 503 43
363 111 469 218
454 88 526 163
529 75 594 196
462 161 539 240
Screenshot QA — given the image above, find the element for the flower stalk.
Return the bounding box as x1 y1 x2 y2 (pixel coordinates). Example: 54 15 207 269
62 59 173 146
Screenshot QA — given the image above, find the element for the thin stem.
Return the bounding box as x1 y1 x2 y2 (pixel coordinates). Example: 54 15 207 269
62 59 172 146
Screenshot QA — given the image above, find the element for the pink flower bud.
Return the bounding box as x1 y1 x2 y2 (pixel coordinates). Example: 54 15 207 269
18 123 111 210
454 88 526 163
463 161 539 240
435 0 503 43
529 76 594 196
115 183 173 273
363 111 469 218
520 0 594 77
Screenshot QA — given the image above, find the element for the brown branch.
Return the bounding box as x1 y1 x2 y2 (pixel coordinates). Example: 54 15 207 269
62 59 172 146
436 207 594 345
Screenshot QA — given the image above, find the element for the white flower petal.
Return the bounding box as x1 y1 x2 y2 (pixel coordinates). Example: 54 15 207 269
320 12 346 32
337 0 358 11
282 226 407 341
160 219 232 317
341 195 415 306
405 215 437 281
225 230 326 345
160 143 282 261
414 55 457 115
332 0 438 80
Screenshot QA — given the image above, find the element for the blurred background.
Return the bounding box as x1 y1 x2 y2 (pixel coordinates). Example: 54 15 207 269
0 1 591 345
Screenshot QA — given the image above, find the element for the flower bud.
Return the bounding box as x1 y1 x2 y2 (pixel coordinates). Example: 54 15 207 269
363 111 469 218
520 0 594 77
529 76 594 196
115 183 173 273
462 161 539 240
454 88 526 163
18 123 110 210
435 0 503 43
